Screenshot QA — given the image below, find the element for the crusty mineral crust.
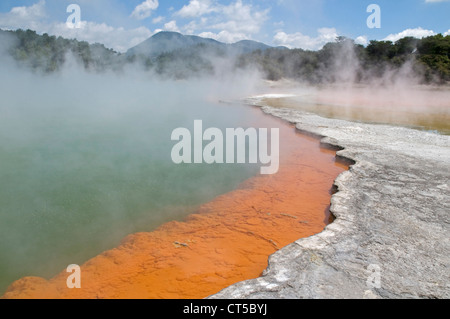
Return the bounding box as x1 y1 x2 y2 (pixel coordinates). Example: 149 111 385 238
211 102 450 299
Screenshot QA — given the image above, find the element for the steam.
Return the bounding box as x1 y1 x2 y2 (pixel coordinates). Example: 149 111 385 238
259 39 450 133
0 31 448 296
0 41 266 294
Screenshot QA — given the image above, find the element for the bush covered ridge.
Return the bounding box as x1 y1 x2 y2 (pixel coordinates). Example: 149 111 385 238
0 29 120 72
237 35 450 84
1 29 449 84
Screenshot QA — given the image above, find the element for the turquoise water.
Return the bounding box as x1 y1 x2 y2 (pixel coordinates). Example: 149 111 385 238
0 72 261 293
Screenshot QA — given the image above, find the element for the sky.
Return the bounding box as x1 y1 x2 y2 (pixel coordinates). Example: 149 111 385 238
0 0 448 53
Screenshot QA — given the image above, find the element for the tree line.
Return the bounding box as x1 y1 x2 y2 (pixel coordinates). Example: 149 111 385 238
0 29 119 73
1 29 449 84
237 35 450 84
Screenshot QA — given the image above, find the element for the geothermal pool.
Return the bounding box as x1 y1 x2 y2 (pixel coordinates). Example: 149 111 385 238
258 85 450 135
0 75 266 294
0 74 347 298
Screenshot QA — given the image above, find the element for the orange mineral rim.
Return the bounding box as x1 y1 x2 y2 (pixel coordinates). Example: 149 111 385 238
2 107 348 299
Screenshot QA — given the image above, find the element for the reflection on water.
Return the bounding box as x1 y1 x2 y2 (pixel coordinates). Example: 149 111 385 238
260 86 450 135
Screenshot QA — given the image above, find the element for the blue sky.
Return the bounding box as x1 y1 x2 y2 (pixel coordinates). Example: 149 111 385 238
0 0 448 52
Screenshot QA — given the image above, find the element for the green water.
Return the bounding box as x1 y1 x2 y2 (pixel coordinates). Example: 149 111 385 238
0 72 261 294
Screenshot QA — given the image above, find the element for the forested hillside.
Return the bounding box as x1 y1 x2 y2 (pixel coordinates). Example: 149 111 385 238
0 29 120 72
237 35 450 84
1 29 449 84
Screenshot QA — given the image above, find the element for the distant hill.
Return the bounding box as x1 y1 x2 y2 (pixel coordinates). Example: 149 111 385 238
126 31 276 58
127 32 222 57
231 40 272 54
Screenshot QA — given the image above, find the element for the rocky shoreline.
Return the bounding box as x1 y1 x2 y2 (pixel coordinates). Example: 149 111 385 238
211 99 450 299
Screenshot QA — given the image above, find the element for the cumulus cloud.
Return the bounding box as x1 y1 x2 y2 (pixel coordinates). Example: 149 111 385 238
273 28 338 50
152 16 165 24
0 0 47 31
10 0 46 18
0 0 152 53
175 0 269 43
131 0 159 20
176 0 216 18
48 23 152 53
383 27 436 42
355 36 369 46
210 1 269 35
198 30 247 43
163 20 180 32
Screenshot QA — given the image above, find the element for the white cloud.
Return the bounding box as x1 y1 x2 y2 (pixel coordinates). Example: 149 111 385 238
199 30 247 43
0 0 47 31
273 28 338 50
163 20 180 32
176 0 216 18
355 35 369 46
425 0 450 2
10 0 46 19
444 29 450 36
152 16 164 24
0 1 152 53
183 20 201 35
48 23 152 53
173 0 269 43
209 1 269 36
384 27 436 42
131 0 159 20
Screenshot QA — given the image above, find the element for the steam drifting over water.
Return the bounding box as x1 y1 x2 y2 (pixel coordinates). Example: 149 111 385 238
0 58 268 293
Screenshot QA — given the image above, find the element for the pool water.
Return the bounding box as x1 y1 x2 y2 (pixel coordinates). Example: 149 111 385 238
0 74 264 294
